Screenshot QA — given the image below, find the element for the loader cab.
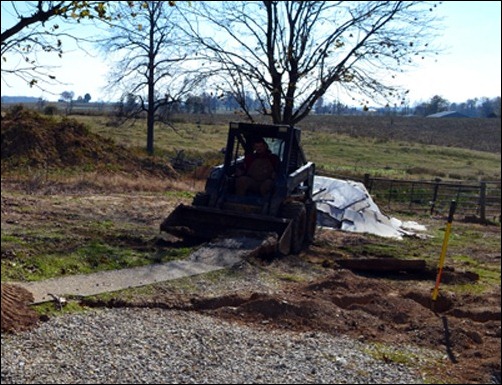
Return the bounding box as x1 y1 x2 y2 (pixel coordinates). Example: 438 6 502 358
202 122 313 216
223 122 297 174
218 135 284 214
230 136 285 175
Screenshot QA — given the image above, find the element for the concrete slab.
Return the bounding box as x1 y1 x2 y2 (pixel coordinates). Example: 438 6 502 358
9 233 275 305
11 260 224 304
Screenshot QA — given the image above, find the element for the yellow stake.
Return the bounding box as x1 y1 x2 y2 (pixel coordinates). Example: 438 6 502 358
431 200 457 301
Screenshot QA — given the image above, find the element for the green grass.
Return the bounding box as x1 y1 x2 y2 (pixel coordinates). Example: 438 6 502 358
1 243 142 282
1 209 195 282
74 114 501 182
302 131 500 181
8 112 499 182
163 190 196 200
362 342 448 384
1 241 194 282
76 115 229 154
32 300 90 318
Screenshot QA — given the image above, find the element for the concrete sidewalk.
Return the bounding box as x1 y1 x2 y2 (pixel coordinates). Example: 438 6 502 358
12 260 225 304
10 233 270 305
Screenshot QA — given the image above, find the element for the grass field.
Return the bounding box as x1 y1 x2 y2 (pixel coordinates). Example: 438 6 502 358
70 112 501 182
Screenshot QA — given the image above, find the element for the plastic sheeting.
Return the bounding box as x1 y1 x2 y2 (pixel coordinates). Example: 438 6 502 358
313 176 427 240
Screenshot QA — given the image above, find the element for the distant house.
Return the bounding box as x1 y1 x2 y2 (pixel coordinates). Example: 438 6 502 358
426 111 469 118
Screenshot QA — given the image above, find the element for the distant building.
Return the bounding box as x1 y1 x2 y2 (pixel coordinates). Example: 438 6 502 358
426 111 469 118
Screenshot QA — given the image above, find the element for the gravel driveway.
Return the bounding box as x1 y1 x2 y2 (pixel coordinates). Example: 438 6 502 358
1 307 431 384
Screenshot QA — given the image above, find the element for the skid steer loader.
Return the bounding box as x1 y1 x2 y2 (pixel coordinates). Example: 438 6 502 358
160 122 317 255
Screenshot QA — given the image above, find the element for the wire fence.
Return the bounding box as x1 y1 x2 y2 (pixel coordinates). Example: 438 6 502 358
361 174 501 223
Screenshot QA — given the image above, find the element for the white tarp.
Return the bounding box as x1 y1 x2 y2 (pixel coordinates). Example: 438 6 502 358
313 176 427 240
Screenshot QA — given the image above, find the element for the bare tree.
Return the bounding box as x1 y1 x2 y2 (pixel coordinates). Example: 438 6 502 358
1 1 110 90
99 1 195 155
179 1 442 125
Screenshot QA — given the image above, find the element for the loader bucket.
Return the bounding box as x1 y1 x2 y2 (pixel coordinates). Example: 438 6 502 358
160 204 293 256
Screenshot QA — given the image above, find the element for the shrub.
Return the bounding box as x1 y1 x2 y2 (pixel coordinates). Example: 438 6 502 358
43 106 58 115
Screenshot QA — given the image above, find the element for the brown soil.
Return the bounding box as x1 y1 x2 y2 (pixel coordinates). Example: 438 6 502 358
1 284 40 333
0 106 177 178
1 107 500 384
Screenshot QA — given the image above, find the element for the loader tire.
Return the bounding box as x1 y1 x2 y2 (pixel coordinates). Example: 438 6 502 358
304 201 317 246
280 201 306 255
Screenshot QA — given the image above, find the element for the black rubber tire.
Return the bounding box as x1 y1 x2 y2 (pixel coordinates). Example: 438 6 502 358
304 201 317 246
280 201 307 255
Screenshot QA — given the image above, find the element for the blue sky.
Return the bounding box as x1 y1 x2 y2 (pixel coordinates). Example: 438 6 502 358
400 1 501 105
1 1 500 106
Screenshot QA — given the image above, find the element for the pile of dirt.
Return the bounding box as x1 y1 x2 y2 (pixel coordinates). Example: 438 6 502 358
199 268 500 385
0 106 177 178
1 284 40 333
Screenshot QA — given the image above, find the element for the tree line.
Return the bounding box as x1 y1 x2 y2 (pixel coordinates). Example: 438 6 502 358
4 91 499 121
113 92 501 119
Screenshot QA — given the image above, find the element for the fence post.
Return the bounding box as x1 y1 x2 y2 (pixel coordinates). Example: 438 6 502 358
388 181 393 207
479 182 487 223
409 182 415 209
363 173 370 189
430 178 442 215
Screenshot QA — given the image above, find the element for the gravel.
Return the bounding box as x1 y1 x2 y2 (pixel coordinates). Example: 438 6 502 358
0 308 434 384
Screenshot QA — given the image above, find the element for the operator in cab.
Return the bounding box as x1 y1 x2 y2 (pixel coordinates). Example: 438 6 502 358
235 136 280 197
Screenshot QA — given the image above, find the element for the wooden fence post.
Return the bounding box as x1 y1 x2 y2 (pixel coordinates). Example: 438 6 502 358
409 182 415 209
388 181 393 207
479 182 487 223
363 173 370 189
430 178 442 215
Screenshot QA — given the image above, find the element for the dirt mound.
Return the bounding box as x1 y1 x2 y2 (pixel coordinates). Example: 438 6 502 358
1 284 40 333
193 270 501 384
0 106 177 178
